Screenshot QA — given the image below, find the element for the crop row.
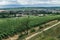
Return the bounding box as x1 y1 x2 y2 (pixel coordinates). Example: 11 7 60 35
0 15 60 40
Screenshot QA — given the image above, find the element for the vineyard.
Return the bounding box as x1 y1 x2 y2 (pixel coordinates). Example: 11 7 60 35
0 15 60 40
30 21 60 40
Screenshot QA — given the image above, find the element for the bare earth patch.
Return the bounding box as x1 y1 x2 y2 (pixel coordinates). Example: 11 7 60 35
2 35 19 40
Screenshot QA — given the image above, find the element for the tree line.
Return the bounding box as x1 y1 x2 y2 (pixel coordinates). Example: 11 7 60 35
0 10 60 18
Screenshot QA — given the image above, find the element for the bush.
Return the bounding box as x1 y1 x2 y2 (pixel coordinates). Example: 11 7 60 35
30 29 35 33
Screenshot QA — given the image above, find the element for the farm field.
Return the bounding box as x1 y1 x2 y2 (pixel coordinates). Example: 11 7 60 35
30 21 60 40
0 15 60 40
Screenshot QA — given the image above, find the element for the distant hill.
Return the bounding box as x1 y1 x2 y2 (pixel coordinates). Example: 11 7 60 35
0 7 60 11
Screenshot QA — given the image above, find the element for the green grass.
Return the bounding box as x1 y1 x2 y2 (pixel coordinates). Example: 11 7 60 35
30 21 60 40
0 15 60 39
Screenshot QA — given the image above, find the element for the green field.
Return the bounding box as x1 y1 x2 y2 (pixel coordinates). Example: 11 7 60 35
30 21 60 40
0 15 60 40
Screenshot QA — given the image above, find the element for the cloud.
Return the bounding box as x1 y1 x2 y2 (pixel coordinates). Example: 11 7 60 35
17 0 49 5
17 0 60 5
0 0 60 6
0 0 17 5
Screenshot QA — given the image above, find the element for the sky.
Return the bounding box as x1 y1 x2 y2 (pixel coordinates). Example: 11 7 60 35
0 0 60 8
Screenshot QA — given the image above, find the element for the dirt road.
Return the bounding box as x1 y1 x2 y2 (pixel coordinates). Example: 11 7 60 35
25 21 60 40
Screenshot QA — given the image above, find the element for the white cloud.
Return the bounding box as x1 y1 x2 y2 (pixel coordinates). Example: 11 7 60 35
0 1 9 5
17 0 48 5
17 0 60 5
49 0 60 4
0 0 60 6
0 0 17 5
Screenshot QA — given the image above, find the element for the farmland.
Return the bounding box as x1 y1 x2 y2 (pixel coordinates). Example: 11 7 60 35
0 15 60 40
0 0 60 40
30 19 60 40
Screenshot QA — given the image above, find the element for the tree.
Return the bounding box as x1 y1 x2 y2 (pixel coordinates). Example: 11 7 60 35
0 11 10 18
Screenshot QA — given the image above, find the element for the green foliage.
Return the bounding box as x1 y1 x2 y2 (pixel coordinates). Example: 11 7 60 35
0 15 60 39
30 29 35 33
